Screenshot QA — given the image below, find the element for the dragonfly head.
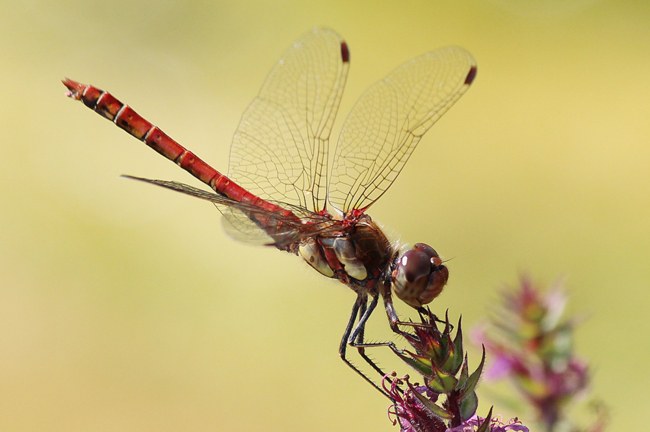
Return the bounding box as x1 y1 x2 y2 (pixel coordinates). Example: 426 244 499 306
391 243 449 309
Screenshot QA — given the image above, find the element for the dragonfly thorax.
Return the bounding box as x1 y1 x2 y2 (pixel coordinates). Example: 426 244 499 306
298 215 394 292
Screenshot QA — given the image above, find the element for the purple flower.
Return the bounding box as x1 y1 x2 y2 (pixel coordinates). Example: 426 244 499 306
384 310 531 432
446 414 529 432
386 311 484 431
385 374 447 432
472 276 599 431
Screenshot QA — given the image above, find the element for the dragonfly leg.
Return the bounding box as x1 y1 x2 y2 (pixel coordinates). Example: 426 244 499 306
416 306 451 329
382 290 440 337
348 294 392 378
339 294 394 400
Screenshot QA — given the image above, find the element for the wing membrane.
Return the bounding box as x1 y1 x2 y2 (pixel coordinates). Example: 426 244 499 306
329 46 476 212
229 28 349 213
123 176 335 248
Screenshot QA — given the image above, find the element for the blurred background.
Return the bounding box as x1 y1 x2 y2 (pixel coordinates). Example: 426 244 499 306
1 0 648 430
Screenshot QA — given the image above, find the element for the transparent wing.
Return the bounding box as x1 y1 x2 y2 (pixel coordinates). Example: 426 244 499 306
229 27 350 213
220 203 336 247
329 46 476 213
221 209 277 246
123 176 336 248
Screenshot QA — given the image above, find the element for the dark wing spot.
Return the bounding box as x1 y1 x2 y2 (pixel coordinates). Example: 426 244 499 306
340 41 350 63
465 66 477 85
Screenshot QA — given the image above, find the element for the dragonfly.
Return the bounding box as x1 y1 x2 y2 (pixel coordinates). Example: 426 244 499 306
63 27 476 399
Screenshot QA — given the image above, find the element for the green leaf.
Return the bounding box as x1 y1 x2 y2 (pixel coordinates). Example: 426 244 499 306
437 332 454 369
460 347 485 399
440 338 459 374
456 353 470 390
476 407 494 432
459 390 478 421
451 316 465 373
408 382 453 420
427 373 445 392
430 363 458 393
392 347 435 377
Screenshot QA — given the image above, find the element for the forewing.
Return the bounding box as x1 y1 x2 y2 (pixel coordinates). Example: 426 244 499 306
229 28 349 213
329 46 476 212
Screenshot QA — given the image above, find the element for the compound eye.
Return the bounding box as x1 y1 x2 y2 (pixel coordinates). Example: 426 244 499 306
414 243 439 259
400 250 431 284
392 244 449 309
414 243 443 267
392 249 432 308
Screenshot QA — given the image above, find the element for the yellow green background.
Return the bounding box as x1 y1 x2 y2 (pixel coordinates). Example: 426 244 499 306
1 0 648 430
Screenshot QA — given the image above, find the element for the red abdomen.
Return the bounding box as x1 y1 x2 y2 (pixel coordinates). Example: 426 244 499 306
62 78 284 215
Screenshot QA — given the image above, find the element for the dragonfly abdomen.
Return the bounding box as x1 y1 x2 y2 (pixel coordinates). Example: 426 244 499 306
62 79 285 216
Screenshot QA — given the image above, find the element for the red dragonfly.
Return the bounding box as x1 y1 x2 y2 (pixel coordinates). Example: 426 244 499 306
63 28 476 398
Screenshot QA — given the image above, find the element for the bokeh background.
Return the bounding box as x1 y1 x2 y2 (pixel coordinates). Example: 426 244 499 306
1 0 648 430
